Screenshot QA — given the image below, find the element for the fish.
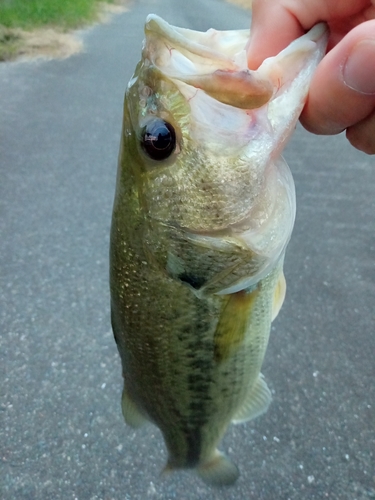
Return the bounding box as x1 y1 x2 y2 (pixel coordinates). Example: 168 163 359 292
109 14 328 486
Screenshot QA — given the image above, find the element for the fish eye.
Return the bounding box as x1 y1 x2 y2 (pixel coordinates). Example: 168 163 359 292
141 118 176 161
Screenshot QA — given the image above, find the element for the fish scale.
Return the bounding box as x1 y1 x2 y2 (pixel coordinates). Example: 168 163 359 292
110 14 328 485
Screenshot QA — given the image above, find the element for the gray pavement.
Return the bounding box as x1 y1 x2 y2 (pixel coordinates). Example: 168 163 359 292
1 0 374 498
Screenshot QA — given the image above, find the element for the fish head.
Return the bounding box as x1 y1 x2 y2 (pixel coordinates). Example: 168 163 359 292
121 15 328 294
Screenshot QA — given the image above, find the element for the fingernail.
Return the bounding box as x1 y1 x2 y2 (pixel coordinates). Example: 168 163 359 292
343 40 375 95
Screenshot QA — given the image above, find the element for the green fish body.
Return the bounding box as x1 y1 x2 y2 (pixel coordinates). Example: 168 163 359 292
110 15 327 486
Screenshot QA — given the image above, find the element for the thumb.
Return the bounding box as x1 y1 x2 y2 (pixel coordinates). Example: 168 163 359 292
301 20 375 139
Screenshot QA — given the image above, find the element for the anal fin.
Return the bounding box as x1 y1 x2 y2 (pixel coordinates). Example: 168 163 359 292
197 450 239 487
232 374 272 424
121 387 148 428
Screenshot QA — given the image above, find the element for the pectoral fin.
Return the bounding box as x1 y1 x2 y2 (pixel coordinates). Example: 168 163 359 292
214 288 258 363
121 387 148 428
232 374 272 424
271 271 286 321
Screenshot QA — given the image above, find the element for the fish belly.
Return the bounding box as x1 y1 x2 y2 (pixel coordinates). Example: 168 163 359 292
110 219 280 474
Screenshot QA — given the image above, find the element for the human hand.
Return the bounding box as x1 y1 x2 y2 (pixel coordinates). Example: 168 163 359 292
247 0 375 154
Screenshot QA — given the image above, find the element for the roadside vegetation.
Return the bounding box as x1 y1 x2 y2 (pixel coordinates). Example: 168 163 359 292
226 0 251 10
0 0 127 60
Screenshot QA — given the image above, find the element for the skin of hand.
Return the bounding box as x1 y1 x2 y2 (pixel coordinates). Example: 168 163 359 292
247 0 375 154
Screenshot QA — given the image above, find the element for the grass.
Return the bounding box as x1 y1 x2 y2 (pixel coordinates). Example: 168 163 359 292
0 24 22 59
0 0 124 60
0 0 119 30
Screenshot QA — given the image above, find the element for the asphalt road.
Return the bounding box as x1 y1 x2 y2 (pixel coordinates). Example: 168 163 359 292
1 0 374 499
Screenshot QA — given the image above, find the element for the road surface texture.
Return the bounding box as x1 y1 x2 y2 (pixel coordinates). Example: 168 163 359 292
1 0 374 498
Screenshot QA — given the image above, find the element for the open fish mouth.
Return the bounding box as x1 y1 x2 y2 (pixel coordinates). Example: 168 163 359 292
144 14 328 116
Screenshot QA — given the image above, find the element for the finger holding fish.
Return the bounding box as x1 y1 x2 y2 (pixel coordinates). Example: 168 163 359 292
247 0 375 154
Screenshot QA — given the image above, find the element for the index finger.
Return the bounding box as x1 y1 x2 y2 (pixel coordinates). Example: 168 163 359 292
247 2 305 69
246 0 372 69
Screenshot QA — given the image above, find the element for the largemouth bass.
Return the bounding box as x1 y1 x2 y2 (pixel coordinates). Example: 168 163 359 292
110 14 327 486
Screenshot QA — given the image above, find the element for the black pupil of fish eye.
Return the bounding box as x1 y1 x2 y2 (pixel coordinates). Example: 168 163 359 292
141 119 176 161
